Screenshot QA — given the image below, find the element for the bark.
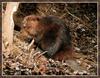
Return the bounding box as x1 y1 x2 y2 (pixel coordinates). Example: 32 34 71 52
2 2 19 48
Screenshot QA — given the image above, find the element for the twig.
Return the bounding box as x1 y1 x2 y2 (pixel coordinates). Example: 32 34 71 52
27 38 34 51
15 52 23 60
66 9 82 22
32 52 41 58
84 14 90 21
65 7 87 26
65 8 91 29
37 9 45 16
36 51 48 58
60 13 67 19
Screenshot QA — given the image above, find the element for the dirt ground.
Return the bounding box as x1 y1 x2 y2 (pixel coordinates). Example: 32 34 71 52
2 3 97 75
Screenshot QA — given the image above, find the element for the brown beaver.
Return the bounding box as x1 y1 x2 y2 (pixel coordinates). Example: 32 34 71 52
20 15 74 61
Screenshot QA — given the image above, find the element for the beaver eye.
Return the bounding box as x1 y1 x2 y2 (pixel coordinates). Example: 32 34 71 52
37 18 40 21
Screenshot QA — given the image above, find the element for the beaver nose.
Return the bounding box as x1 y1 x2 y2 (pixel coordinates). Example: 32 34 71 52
25 36 33 43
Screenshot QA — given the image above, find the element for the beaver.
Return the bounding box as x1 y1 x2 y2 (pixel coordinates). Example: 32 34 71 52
20 15 74 61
